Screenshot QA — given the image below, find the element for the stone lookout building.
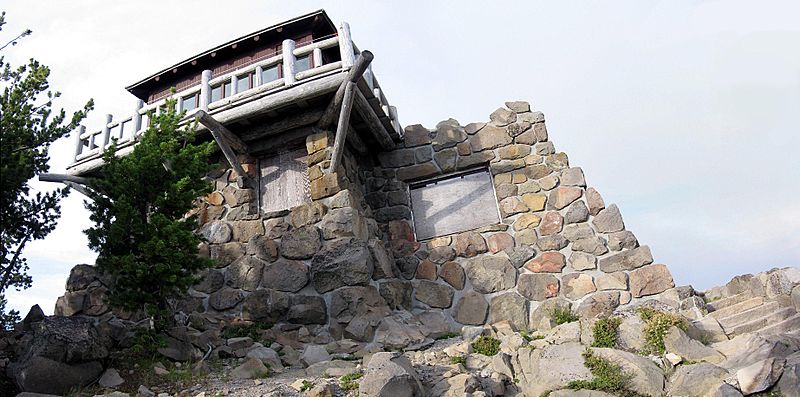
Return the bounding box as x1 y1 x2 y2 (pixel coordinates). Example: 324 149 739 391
60 10 676 346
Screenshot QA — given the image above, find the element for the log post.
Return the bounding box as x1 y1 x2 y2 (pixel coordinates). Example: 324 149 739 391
329 81 357 172
254 65 263 87
231 74 239 95
337 22 355 68
133 99 144 133
101 114 112 149
73 125 85 161
200 70 212 111
312 47 323 69
282 39 297 86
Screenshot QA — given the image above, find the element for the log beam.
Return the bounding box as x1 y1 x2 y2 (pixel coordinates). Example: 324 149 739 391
317 51 374 130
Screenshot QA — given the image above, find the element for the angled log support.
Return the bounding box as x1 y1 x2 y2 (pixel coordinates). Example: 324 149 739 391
329 81 357 172
318 51 374 130
195 110 252 186
38 173 94 198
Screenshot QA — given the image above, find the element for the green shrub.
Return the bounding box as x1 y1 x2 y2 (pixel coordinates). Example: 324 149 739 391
435 332 460 340
449 356 467 365
220 321 273 341
549 306 579 325
472 335 501 356
638 307 687 354
567 348 636 397
339 372 363 391
591 317 622 348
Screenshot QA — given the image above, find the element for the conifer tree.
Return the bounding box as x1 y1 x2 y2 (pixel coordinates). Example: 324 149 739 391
84 100 214 330
0 12 93 328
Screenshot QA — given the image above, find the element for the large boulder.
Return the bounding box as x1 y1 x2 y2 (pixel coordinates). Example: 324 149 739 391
663 326 725 364
359 352 424 397
667 363 730 396
310 238 374 293
8 316 111 394
512 342 592 396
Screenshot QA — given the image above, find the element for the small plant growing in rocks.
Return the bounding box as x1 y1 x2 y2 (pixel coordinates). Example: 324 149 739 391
591 317 622 348
339 372 363 392
300 380 314 392
549 306 579 325
566 348 636 396
472 335 501 356
638 307 687 354
521 330 544 343
449 356 467 366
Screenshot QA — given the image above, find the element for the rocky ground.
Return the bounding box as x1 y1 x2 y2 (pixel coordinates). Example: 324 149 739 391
4 267 800 397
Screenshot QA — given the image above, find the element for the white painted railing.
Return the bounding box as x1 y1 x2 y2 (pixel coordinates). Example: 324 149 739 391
71 22 401 166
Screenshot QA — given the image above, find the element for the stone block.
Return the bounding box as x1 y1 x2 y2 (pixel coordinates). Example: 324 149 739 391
629 264 675 297
518 274 559 301
598 246 654 273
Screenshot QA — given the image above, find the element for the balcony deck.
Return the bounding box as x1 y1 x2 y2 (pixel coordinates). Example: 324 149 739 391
66 22 402 176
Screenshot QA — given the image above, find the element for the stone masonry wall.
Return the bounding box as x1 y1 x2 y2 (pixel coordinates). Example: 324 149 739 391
54 100 678 349
365 101 677 331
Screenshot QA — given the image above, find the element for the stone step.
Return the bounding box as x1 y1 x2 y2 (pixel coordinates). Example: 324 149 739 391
717 301 780 330
709 297 764 320
707 292 753 312
758 314 800 336
725 307 797 336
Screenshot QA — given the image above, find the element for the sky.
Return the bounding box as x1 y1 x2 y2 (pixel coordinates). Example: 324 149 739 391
2 0 799 316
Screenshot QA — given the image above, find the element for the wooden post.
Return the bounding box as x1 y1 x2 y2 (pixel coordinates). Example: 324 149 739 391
282 39 297 86
389 105 401 135
200 70 212 110
133 99 144 133
337 22 355 68
317 51 374 129
329 81 357 172
176 96 184 113
312 47 323 69
254 65 263 87
231 74 239 95
73 125 85 162
101 114 112 149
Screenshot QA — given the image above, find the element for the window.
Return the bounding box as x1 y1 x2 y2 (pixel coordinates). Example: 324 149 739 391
210 82 232 102
261 64 281 84
295 55 312 73
259 148 310 213
410 169 500 240
182 92 198 111
236 72 254 93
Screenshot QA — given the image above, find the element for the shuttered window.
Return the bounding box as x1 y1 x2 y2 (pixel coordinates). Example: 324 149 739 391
259 148 310 213
410 169 500 240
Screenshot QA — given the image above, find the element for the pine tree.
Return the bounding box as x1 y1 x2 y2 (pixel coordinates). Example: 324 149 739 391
84 99 214 330
0 12 93 328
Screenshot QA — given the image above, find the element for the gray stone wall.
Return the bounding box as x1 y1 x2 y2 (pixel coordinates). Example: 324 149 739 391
53 100 678 347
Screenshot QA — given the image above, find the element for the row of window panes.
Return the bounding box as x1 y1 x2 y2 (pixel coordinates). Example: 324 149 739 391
180 55 314 112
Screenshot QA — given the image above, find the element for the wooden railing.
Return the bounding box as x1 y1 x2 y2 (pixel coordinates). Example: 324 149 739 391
70 21 401 166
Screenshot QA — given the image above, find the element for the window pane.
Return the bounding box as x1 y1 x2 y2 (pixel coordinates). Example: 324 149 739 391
182 94 197 111
236 74 251 93
410 170 500 240
295 55 311 73
261 65 280 84
259 148 310 213
211 85 223 102
224 82 232 97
